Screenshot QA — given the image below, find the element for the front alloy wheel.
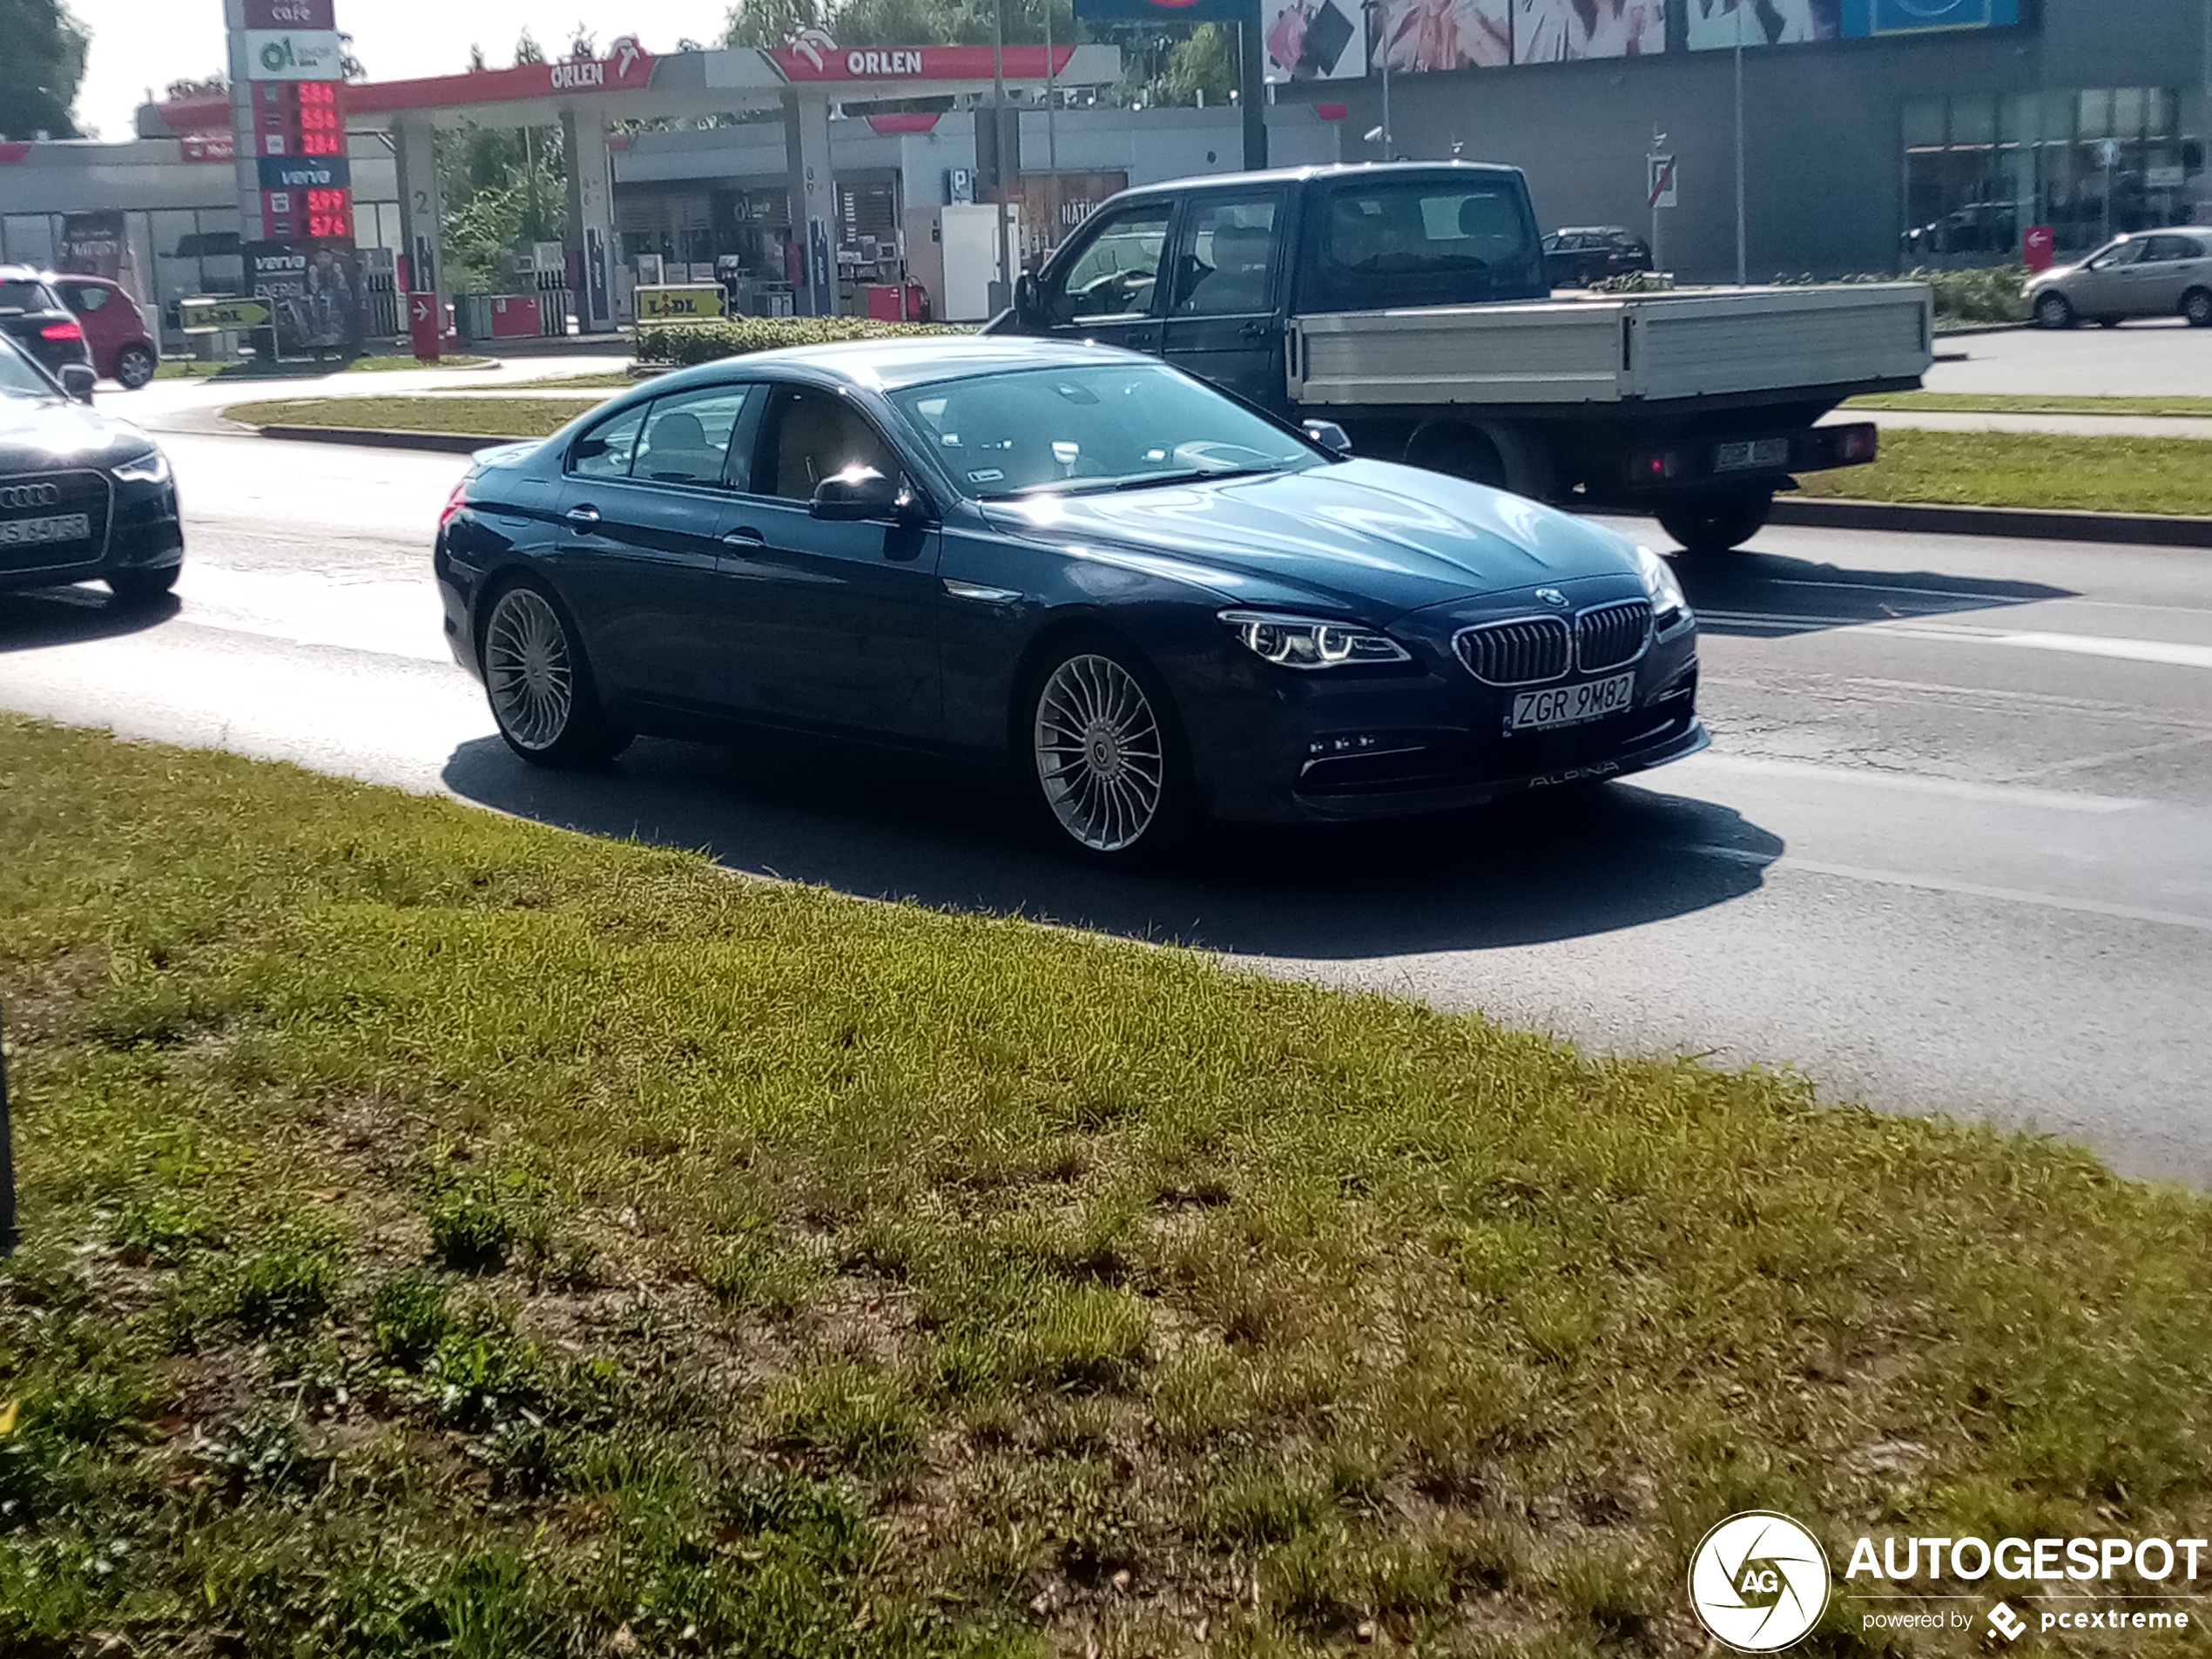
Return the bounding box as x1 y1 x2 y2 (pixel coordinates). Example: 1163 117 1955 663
1031 650 1175 860
2034 291 2075 329
482 582 625 767
114 345 158 389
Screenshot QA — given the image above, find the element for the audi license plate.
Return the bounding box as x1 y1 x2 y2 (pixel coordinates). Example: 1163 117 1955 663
0 512 91 547
1714 438 1789 473
1511 672 1635 732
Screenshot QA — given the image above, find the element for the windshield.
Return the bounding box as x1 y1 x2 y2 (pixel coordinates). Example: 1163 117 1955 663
892 362 1320 500
0 337 57 398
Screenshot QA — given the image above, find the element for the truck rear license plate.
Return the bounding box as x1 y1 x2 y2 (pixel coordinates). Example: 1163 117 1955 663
1511 672 1635 732
1714 439 1789 473
0 512 91 546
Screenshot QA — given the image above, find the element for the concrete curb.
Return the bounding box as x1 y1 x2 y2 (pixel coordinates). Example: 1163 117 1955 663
256 424 528 455
243 425 2212 548
1770 496 2212 549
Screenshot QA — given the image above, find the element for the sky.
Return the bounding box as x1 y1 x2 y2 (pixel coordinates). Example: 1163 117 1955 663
68 0 737 139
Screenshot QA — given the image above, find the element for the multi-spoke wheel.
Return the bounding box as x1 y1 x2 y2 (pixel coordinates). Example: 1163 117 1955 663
482 580 626 767
114 345 158 390
1028 644 1183 863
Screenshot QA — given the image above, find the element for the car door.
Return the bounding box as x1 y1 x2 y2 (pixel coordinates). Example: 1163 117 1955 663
718 381 944 741
2131 235 2201 315
550 383 763 716
51 281 117 375
2069 238 2145 316
1160 188 1292 416
1035 197 1176 358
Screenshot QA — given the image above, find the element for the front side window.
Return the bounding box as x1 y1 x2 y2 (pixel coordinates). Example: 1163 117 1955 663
1170 194 1282 317
757 386 900 501
2087 239 2148 269
569 402 651 481
61 284 111 313
634 385 755 487
895 362 1318 500
1049 202 1173 324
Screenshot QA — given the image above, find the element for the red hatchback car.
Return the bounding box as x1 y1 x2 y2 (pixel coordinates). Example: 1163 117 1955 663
50 274 159 389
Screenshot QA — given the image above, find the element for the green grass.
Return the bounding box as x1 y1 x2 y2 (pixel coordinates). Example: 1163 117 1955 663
1849 392 2212 418
220 395 594 440
5 715 2212 1656
1799 428 2212 516
157 354 490 379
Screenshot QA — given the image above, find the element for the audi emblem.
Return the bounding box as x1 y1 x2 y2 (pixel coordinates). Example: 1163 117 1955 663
0 482 62 510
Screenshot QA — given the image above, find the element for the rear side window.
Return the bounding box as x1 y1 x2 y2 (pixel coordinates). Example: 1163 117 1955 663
570 402 651 480
1305 179 1539 311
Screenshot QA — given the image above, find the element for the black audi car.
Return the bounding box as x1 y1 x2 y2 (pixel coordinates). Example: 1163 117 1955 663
0 266 94 381
434 338 1703 863
0 334 183 603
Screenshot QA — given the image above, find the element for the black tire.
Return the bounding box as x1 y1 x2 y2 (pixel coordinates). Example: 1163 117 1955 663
105 564 179 604
2033 291 2076 330
478 577 630 768
2096 316 2123 328
114 345 158 390
2183 289 2212 329
1408 423 1508 490
1656 490 1773 555
1018 633 1191 868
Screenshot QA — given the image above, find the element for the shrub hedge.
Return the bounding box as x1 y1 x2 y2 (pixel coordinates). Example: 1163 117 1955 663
634 316 972 368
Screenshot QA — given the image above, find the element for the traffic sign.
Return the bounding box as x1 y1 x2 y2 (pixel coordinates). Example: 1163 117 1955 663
635 285 726 323
179 296 273 332
1648 153 1679 211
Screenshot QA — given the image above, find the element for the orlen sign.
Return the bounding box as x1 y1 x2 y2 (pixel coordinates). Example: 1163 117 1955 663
550 37 654 91
771 37 1078 81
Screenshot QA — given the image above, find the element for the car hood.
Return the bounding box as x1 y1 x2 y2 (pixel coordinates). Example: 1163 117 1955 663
0 395 156 471
979 458 1645 620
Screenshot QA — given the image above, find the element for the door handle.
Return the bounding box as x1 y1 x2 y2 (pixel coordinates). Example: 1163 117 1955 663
721 526 765 548
1238 321 1276 341
563 505 601 529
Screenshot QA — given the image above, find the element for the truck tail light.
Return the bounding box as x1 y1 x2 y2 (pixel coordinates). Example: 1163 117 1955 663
1629 448 1683 482
1832 423 1878 464
40 320 82 342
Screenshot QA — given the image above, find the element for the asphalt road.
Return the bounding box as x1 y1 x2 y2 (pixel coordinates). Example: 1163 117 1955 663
1928 315 2212 398
3 429 2209 1182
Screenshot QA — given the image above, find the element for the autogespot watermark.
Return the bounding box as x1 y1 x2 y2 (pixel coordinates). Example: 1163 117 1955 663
1689 1514 2206 1649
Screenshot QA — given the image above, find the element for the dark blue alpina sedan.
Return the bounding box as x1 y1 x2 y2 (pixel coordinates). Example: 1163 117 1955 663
434 338 1703 864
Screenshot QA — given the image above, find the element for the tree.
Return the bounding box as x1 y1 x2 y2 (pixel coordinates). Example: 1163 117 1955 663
1157 23 1233 105
0 0 89 140
439 122 568 292
514 29 546 65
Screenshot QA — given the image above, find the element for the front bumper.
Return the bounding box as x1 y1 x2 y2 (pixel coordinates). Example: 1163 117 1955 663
1179 603 1704 825
0 472 182 594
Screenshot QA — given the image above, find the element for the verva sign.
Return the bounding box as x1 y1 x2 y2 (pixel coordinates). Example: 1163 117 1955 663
772 36 1079 80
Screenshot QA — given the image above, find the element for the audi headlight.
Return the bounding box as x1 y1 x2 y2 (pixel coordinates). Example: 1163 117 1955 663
1220 610 1410 669
1633 543 1689 624
113 448 171 486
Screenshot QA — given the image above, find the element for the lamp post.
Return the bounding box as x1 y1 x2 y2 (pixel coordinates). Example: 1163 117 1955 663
1361 0 1393 158
1733 1 1748 285
991 0 1015 314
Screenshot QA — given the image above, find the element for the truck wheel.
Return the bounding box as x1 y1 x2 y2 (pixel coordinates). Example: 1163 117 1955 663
1658 491 1772 556
1407 423 1507 490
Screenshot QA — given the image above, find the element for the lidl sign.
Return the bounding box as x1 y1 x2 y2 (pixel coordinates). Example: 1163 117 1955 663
635 285 725 322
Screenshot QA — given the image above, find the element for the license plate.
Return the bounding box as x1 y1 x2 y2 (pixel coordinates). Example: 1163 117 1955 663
1511 672 1636 732
1714 438 1790 474
0 512 91 547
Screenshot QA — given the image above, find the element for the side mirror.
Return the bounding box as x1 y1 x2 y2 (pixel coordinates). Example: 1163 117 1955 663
60 363 96 404
811 466 907 522
1303 420 1353 458
1013 272 1042 330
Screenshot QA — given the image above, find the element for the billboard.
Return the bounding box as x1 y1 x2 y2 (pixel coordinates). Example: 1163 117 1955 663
246 239 365 358
1690 0 2020 48
1263 0 1368 80
1373 0 1662 70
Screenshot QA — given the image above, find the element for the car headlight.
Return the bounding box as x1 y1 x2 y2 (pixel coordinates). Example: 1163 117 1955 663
1634 543 1690 624
113 448 171 485
1220 610 1410 669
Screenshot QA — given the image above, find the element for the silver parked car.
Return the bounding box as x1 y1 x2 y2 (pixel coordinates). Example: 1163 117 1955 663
2026 229 2212 329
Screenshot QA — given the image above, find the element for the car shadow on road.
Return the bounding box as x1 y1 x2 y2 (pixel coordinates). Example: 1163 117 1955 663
1674 545 2074 638
442 731 1781 959
0 584 179 651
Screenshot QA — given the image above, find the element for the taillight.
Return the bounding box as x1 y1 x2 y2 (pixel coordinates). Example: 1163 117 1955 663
438 472 475 531
40 320 82 342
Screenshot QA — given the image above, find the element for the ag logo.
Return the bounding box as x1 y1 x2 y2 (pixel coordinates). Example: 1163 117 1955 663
1687 1512 1831 1651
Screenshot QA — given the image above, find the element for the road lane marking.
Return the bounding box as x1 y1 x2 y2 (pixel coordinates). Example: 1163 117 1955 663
1978 630 2212 671
1669 752 2144 813
1998 732 2212 783
1701 610 2212 669
1689 844 2212 932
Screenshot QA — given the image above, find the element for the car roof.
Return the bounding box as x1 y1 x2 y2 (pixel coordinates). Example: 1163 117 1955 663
0 266 53 283
660 335 1161 395
1111 160 1527 199
1554 226 1632 236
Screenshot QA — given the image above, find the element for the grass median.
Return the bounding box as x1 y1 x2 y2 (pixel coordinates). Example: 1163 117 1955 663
223 395 599 442
4 715 2211 1656
1798 428 2212 516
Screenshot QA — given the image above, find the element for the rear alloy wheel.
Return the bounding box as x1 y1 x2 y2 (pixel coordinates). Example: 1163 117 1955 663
482 580 628 767
2034 291 2076 330
105 565 179 605
114 345 158 390
2184 289 2212 329
1028 645 1183 864
1657 490 1773 556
